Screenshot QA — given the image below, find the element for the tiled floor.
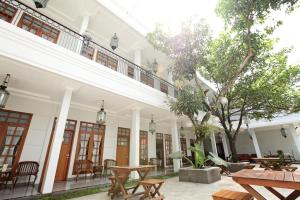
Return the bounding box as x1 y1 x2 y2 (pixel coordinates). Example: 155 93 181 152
0 168 174 200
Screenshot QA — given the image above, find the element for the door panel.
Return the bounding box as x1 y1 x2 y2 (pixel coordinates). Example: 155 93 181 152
156 133 164 167
116 127 130 166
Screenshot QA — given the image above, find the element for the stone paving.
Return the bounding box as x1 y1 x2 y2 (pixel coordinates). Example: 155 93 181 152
71 175 297 200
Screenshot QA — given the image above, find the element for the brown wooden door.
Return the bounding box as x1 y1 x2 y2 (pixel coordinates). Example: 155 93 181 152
156 133 164 167
116 128 130 166
55 129 75 181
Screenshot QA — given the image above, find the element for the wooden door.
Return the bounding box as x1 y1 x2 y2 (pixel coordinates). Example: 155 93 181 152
54 120 76 181
139 131 148 164
164 134 172 166
116 127 130 166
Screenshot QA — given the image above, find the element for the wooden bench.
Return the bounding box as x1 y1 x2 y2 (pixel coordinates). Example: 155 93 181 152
212 189 253 200
139 179 164 200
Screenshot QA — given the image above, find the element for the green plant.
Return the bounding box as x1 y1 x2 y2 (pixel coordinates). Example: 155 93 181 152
170 143 206 168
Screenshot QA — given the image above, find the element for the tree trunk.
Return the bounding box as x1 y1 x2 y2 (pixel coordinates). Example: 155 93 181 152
228 138 238 163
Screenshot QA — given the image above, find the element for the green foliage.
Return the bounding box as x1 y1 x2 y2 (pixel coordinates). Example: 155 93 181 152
207 152 228 167
170 143 206 168
147 0 300 163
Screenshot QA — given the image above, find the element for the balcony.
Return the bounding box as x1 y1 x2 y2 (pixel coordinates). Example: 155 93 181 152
0 0 177 97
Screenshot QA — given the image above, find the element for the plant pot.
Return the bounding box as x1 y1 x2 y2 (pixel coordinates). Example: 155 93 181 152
179 167 221 184
228 162 249 172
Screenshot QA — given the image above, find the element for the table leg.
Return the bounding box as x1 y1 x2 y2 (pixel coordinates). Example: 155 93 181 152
112 170 130 199
265 187 285 200
240 184 267 200
151 183 163 197
286 190 300 200
132 169 150 194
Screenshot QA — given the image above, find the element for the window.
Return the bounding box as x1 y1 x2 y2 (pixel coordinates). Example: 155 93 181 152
160 82 168 94
0 1 17 23
140 131 148 164
141 71 154 88
127 66 134 79
0 109 32 168
180 137 187 156
164 134 172 166
75 122 105 168
17 13 60 43
96 51 118 71
117 127 130 146
81 45 95 60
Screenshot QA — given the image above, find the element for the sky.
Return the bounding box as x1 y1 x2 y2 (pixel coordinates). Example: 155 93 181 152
99 0 300 64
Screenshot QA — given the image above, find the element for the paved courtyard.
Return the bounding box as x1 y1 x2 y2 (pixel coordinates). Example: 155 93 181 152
71 174 298 200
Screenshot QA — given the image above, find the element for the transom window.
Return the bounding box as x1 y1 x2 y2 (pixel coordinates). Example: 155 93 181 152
96 51 118 71
75 122 105 168
0 110 32 168
140 130 148 164
17 13 60 43
0 1 17 23
141 72 154 88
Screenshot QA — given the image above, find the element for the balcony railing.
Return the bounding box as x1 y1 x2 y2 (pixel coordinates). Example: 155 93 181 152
1 0 177 97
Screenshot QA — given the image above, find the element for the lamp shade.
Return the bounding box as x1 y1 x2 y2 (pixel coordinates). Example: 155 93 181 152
96 100 106 125
110 33 119 50
0 86 9 108
219 96 228 105
280 128 287 138
33 0 49 8
149 115 156 134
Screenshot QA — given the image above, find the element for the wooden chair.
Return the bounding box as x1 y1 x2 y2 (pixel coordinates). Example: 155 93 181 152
212 189 253 200
208 152 230 175
139 179 164 200
216 165 231 175
74 160 94 181
12 161 39 188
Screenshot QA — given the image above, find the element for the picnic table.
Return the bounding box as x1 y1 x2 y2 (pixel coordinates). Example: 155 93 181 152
110 165 155 199
252 157 281 170
232 169 300 200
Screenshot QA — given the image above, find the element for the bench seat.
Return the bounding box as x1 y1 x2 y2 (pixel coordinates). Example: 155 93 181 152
212 189 253 200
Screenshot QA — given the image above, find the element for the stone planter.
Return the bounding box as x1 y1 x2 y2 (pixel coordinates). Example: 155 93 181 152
179 167 221 184
228 162 249 172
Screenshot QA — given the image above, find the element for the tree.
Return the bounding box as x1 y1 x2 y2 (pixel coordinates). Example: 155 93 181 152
147 0 300 162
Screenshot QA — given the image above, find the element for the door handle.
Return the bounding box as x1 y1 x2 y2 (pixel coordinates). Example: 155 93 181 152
66 154 70 158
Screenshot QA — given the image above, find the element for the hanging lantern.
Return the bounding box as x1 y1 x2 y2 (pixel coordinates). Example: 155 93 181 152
280 128 287 138
96 100 106 125
152 59 158 74
149 114 156 135
0 74 10 108
32 0 49 8
110 33 119 50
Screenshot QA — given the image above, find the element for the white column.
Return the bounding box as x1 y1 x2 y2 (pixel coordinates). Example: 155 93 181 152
133 49 142 81
210 132 218 155
41 88 73 194
287 124 300 160
171 118 181 172
79 15 90 35
221 133 229 158
130 108 140 179
249 129 262 158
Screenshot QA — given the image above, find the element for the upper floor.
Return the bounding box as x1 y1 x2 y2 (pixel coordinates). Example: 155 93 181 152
0 0 177 98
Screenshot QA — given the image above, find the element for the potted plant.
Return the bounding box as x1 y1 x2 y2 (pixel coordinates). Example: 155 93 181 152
171 143 221 184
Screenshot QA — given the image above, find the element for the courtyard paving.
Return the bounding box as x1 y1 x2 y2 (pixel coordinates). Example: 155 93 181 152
71 174 297 200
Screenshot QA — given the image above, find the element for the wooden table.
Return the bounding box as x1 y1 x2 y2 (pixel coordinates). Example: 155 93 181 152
232 169 300 200
110 165 155 199
252 157 281 170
